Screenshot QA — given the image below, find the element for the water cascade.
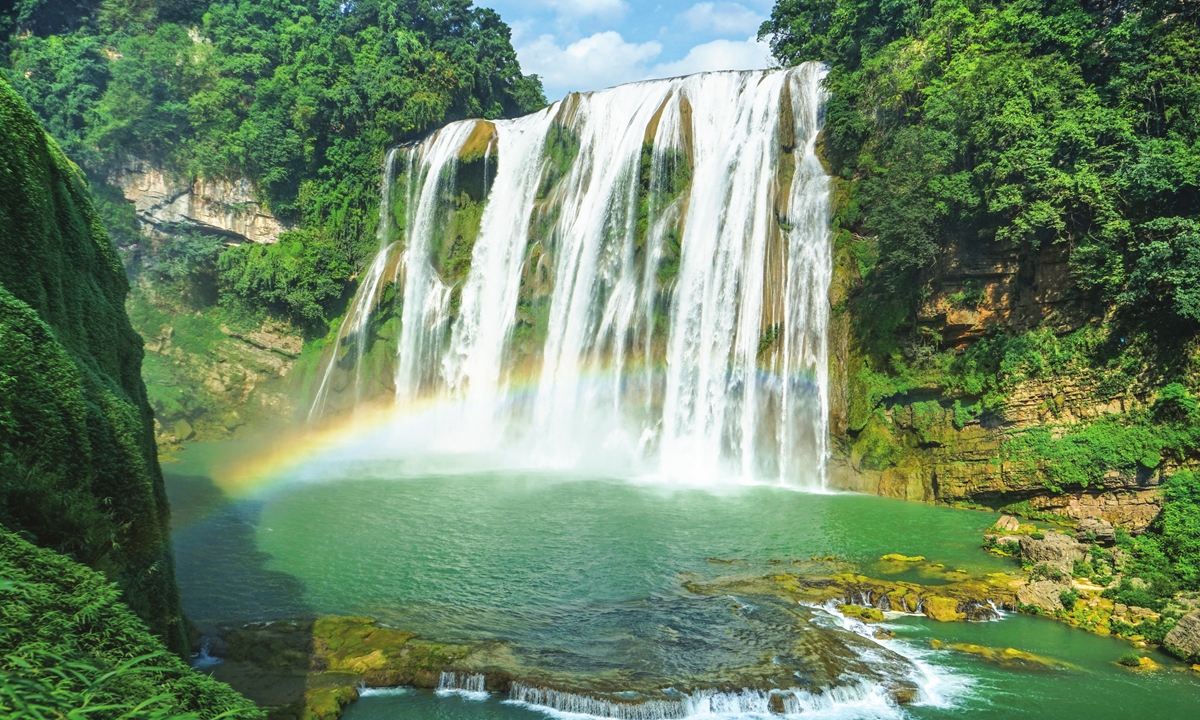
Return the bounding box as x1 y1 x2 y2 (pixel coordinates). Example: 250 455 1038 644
310 63 833 487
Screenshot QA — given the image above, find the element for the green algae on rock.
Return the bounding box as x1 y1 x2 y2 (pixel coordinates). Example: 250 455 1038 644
0 74 188 655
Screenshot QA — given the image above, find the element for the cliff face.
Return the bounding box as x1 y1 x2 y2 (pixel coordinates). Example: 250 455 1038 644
110 157 289 244
827 227 1176 531
0 77 188 654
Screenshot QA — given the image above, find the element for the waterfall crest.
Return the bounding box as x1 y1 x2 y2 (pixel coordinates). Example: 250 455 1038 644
310 64 833 488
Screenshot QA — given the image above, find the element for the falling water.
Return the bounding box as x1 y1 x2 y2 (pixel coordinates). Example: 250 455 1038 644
309 64 832 488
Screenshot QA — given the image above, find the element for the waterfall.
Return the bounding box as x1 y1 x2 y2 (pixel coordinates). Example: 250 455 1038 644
309 63 833 488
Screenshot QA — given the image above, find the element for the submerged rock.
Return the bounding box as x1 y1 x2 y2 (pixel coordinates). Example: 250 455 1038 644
937 643 1076 672
879 553 925 562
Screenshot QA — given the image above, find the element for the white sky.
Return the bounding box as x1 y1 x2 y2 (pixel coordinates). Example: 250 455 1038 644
479 1 778 100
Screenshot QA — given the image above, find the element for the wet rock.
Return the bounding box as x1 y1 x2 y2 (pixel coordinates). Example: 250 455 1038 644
767 692 786 714
891 688 917 704
839 604 885 622
1018 532 1085 572
873 627 895 640
924 597 964 622
1163 611 1200 662
1076 517 1116 545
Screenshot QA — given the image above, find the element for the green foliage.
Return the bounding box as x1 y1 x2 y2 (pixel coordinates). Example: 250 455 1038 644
0 76 186 653
5 0 546 276
1102 578 1166 612
762 0 1200 346
1128 471 1200 593
0 528 260 719
217 231 352 331
1117 652 1142 667
1059 589 1079 609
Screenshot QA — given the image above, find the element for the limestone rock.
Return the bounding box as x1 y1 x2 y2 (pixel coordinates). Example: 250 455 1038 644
1018 532 1084 571
1016 579 1070 614
1076 516 1115 545
173 418 194 441
1164 611 1200 662
992 515 1021 533
110 157 289 244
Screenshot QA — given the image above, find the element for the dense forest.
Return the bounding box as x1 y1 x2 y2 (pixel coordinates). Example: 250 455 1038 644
2 0 544 331
762 0 1200 618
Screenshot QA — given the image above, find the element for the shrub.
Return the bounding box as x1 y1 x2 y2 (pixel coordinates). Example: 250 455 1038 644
1118 652 1143 667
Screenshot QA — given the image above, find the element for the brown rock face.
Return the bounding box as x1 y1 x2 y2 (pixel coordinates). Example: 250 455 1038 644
110 158 290 244
1016 579 1071 614
1164 611 1200 663
1018 532 1085 572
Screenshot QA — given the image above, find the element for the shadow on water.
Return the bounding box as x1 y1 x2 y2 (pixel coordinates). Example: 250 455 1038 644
165 468 329 717
166 470 311 631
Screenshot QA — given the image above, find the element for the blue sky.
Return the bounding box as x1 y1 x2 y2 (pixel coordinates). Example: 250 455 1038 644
478 1 779 100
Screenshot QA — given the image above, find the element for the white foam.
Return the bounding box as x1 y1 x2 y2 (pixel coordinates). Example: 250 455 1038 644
436 671 490 701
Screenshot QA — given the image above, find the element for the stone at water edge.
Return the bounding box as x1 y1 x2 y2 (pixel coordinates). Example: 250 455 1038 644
173 418 194 441
1016 579 1071 614
1163 611 1200 662
924 597 964 622
992 515 1022 533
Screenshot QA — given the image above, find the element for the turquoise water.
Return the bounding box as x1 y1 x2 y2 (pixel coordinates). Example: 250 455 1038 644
165 444 1200 719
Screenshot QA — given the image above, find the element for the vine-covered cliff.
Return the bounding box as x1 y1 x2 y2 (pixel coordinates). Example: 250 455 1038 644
0 74 187 651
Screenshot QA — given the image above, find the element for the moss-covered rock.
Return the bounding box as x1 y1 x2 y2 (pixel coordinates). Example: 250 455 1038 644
0 75 187 653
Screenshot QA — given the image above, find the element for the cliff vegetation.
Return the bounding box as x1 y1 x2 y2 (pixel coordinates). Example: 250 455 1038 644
1 0 545 443
0 74 257 715
762 0 1200 609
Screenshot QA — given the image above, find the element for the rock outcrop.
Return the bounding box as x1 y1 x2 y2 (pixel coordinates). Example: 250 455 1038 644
1016 579 1071 614
1018 532 1086 572
1076 516 1116 545
1164 611 1200 662
110 157 289 244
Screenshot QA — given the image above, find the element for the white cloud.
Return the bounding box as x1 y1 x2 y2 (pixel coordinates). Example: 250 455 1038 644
648 35 773 79
679 2 763 35
518 31 662 99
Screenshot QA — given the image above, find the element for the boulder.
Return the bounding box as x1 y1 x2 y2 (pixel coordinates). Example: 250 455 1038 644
992 515 1021 533
924 596 964 622
1016 579 1071 614
1163 611 1200 662
1018 532 1085 572
1076 517 1116 545
173 418 195 441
